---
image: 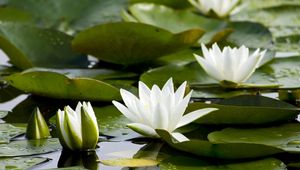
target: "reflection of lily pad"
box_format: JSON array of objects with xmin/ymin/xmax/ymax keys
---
[
  {"xmin": 0, "ymin": 123, "xmax": 26, "ymax": 144},
  {"xmin": 208, "ymin": 123, "xmax": 300, "ymax": 153},
  {"xmin": 5, "ymin": 70, "xmax": 121, "ymax": 101},
  {"xmin": 72, "ymin": 22, "xmax": 204, "ymax": 65},
  {"xmin": 0, "ymin": 157, "xmax": 49, "ymax": 170},
  {"xmin": 186, "ymin": 95, "xmax": 300, "ymax": 125},
  {"xmin": 156, "ymin": 129, "xmax": 284, "ymax": 159},
  {"xmin": 160, "ymin": 156, "xmax": 286, "ymax": 170},
  {"xmin": 0, "ymin": 138, "xmax": 61, "ymax": 157}
]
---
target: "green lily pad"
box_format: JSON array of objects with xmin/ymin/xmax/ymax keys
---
[
  {"xmin": 186, "ymin": 95, "xmax": 300, "ymax": 125},
  {"xmin": 232, "ymin": 6, "xmax": 300, "ymax": 28},
  {"xmin": 0, "ymin": 123, "xmax": 26, "ymax": 144},
  {"xmin": 25, "ymin": 67, "xmax": 137, "ymax": 81},
  {"xmin": 0, "ymin": 157, "xmax": 49, "ymax": 170},
  {"xmin": 208, "ymin": 123, "xmax": 300, "ymax": 153},
  {"xmin": 250, "ymin": 56, "xmax": 300, "ymax": 89},
  {"xmin": 0, "ymin": 138, "xmax": 61, "ymax": 157},
  {"xmin": 0, "ymin": 85, "xmax": 23, "ymax": 103},
  {"xmin": 72, "ymin": 22, "xmax": 204, "ymax": 65},
  {"xmin": 240, "ymin": 0, "xmax": 300, "ymax": 10},
  {"xmin": 6, "ymin": 0, "xmax": 128, "ymax": 31},
  {"xmin": 94, "ymin": 105, "xmax": 132, "ymax": 138},
  {"xmin": 5, "ymin": 70, "xmax": 121, "ymax": 101},
  {"xmin": 160, "ymin": 156, "xmax": 286, "ymax": 170},
  {"xmin": 129, "ymin": 0, "xmax": 191, "ymax": 9},
  {"xmin": 0, "ymin": 22, "xmax": 88, "ymax": 70},
  {"xmin": 156, "ymin": 129, "xmax": 284, "ymax": 159},
  {"xmin": 0, "ymin": 7, "xmax": 33, "ymax": 23},
  {"xmin": 100, "ymin": 158, "xmax": 158, "ymax": 167},
  {"xmin": 123, "ymin": 3, "xmax": 228, "ymax": 43},
  {"xmin": 0, "ymin": 111, "xmax": 8, "ymax": 119}
]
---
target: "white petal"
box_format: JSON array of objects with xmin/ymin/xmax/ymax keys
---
[
  {"xmin": 127, "ymin": 123, "xmax": 158, "ymax": 137},
  {"xmin": 120, "ymin": 89, "xmax": 140, "ymax": 114},
  {"xmin": 138, "ymin": 81, "xmax": 151, "ymax": 103},
  {"xmin": 112, "ymin": 101, "xmax": 139, "ymax": 122},
  {"xmin": 169, "ymin": 91, "xmax": 192, "ymax": 131},
  {"xmin": 175, "ymin": 108, "xmax": 218, "ymax": 129},
  {"xmin": 171, "ymin": 132, "xmax": 190, "ymax": 142},
  {"xmin": 175, "ymin": 81, "xmax": 187, "ymax": 102},
  {"xmin": 236, "ymin": 52, "xmax": 262, "ymax": 82},
  {"xmin": 162, "ymin": 78, "xmax": 174, "ymax": 94},
  {"xmin": 223, "ymin": 47, "xmax": 235, "ymax": 81},
  {"xmin": 153, "ymin": 103, "xmax": 169, "ymax": 129},
  {"xmin": 195, "ymin": 54, "xmax": 223, "ymax": 81}
]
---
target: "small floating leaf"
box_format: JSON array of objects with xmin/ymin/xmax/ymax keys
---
[
  {"xmin": 101, "ymin": 158, "xmax": 158, "ymax": 167},
  {"xmin": 0, "ymin": 157, "xmax": 49, "ymax": 170},
  {"xmin": 0, "ymin": 123, "xmax": 25, "ymax": 144},
  {"xmin": 0, "ymin": 138, "xmax": 61, "ymax": 157}
]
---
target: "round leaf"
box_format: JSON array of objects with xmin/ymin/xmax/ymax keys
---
[{"xmin": 72, "ymin": 22, "xmax": 204, "ymax": 65}]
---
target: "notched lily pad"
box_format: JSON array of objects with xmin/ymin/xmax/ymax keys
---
[
  {"xmin": 5, "ymin": 70, "xmax": 121, "ymax": 101},
  {"xmin": 156, "ymin": 129, "xmax": 284, "ymax": 159},
  {"xmin": 72, "ymin": 22, "xmax": 204, "ymax": 65},
  {"xmin": 186, "ymin": 95, "xmax": 300, "ymax": 125},
  {"xmin": 0, "ymin": 138, "xmax": 61, "ymax": 157}
]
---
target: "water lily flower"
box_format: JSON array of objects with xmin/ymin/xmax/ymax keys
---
[
  {"xmin": 188, "ymin": 0, "xmax": 240, "ymax": 18},
  {"xmin": 26, "ymin": 107, "xmax": 51, "ymax": 139},
  {"xmin": 194, "ymin": 43, "xmax": 266, "ymax": 86},
  {"xmin": 56, "ymin": 102, "xmax": 99, "ymax": 151},
  {"xmin": 112, "ymin": 78, "xmax": 217, "ymax": 142}
]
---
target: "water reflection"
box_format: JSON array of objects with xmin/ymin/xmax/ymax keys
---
[{"xmin": 58, "ymin": 150, "xmax": 99, "ymax": 170}]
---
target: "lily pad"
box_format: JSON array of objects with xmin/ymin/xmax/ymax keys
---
[
  {"xmin": 94, "ymin": 105, "xmax": 133, "ymax": 138},
  {"xmin": 129, "ymin": 0, "xmax": 191, "ymax": 9},
  {"xmin": 100, "ymin": 158, "xmax": 158, "ymax": 167},
  {"xmin": 123, "ymin": 3, "xmax": 228, "ymax": 43},
  {"xmin": 186, "ymin": 95, "xmax": 300, "ymax": 125},
  {"xmin": 208, "ymin": 123, "xmax": 300, "ymax": 153},
  {"xmin": 0, "ymin": 22, "xmax": 88, "ymax": 69},
  {"xmin": 0, "ymin": 157, "xmax": 49, "ymax": 170},
  {"xmin": 5, "ymin": 70, "xmax": 121, "ymax": 101},
  {"xmin": 0, "ymin": 7, "xmax": 33, "ymax": 23},
  {"xmin": 44, "ymin": 167, "xmax": 88, "ymax": 170},
  {"xmin": 72, "ymin": 22, "xmax": 204, "ymax": 65},
  {"xmin": 0, "ymin": 138, "xmax": 61, "ymax": 157},
  {"xmin": 6, "ymin": 0, "xmax": 128, "ymax": 31},
  {"xmin": 0, "ymin": 111, "xmax": 7, "ymax": 119},
  {"xmin": 0, "ymin": 123, "xmax": 26, "ymax": 144},
  {"xmin": 156, "ymin": 129, "xmax": 284, "ymax": 159},
  {"xmin": 160, "ymin": 156, "xmax": 286, "ymax": 170}
]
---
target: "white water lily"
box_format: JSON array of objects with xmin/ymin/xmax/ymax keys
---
[
  {"xmin": 56, "ymin": 102, "xmax": 99, "ymax": 151},
  {"xmin": 112, "ymin": 78, "xmax": 217, "ymax": 142},
  {"xmin": 188, "ymin": 0, "xmax": 239, "ymax": 18},
  {"xmin": 194, "ymin": 43, "xmax": 266, "ymax": 85}
]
